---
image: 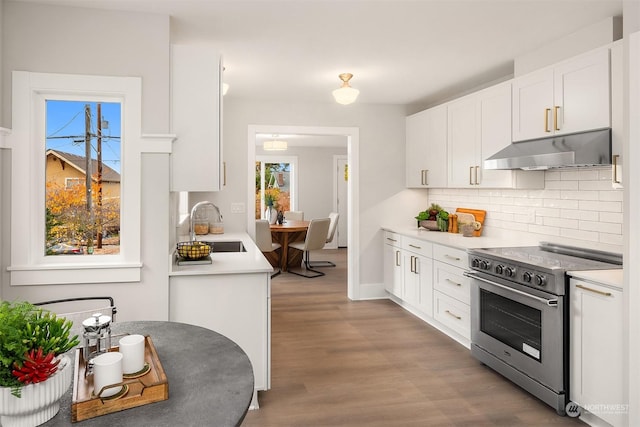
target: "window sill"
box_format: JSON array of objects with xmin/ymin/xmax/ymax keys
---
[{"xmin": 7, "ymin": 262, "xmax": 142, "ymax": 286}]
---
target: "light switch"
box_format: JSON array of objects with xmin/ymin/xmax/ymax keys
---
[{"xmin": 231, "ymin": 203, "xmax": 245, "ymax": 214}]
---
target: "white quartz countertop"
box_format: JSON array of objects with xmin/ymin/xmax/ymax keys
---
[
  {"xmin": 169, "ymin": 232, "xmax": 273, "ymax": 276},
  {"xmin": 568, "ymin": 269, "xmax": 624, "ymax": 290}
]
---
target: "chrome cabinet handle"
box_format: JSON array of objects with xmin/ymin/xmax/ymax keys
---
[
  {"xmin": 424, "ymin": 169, "xmax": 429, "ymax": 186},
  {"xmin": 395, "ymin": 250, "xmax": 400, "ymax": 267},
  {"xmin": 444, "ymin": 254, "xmax": 461, "ymax": 261},
  {"xmin": 408, "ymin": 244, "xmax": 421, "ymax": 250},
  {"xmin": 469, "ymin": 166, "xmax": 474, "ymax": 185},
  {"xmin": 576, "ymin": 284, "xmax": 612, "ymax": 297},
  {"xmin": 445, "ymin": 278, "xmax": 462, "ymax": 287},
  {"xmin": 475, "ymin": 166, "xmax": 479, "ymax": 185},
  {"xmin": 445, "ymin": 310, "xmax": 461, "ymax": 320},
  {"xmin": 612, "ymin": 154, "xmax": 621, "ymax": 184},
  {"xmin": 386, "ymin": 237, "xmax": 397, "ymax": 242}
]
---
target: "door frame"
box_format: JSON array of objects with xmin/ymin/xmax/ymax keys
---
[
  {"xmin": 331, "ymin": 154, "xmax": 348, "ymax": 249},
  {"xmin": 247, "ymin": 125, "xmax": 359, "ymax": 300}
]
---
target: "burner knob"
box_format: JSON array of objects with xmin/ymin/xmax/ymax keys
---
[
  {"xmin": 505, "ymin": 267, "xmax": 515, "ymax": 277},
  {"xmin": 495, "ymin": 264, "xmax": 504, "ymax": 274},
  {"xmin": 471, "ymin": 258, "xmax": 480, "ymax": 268},
  {"xmin": 522, "ymin": 272, "xmax": 532, "ymax": 283},
  {"xmin": 480, "ymin": 260, "xmax": 491, "ymax": 270},
  {"xmin": 535, "ymin": 275, "xmax": 546, "ymax": 286}
]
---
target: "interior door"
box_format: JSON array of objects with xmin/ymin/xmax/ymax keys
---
[{"xmin": 336, "ymin": 156, "xmax": 348, "ymax": 248}]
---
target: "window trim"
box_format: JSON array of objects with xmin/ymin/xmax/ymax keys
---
[
  {"xmin": 256, "ymin": 155, "xmax": 298, "ymax": 216},
  {"xmin": 8, "ymin": 71, "xmax": 143, "ymax": 285}
]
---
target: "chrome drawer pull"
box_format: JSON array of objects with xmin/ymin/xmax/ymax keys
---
[
  {"xmin": 386, "ymin": 237, "xmax": 397, "ymax": 242},
  {"xmin": 576, "ymin": 284, "xmax": 612, "ymax": 297},
  {"xmin": 445, "ymin": 254, "xmax": 461, "ymax": 261},
  {"xmin": 408, "ymin": 244, "xmax": 421, "ymax": 249},
  {"xmin": 445, "ymin": 278, "xmax": 462, "ymax": 287},
  {"xmin": 445, "ymin": 310, "xmax": 461, "ymax": 320}
]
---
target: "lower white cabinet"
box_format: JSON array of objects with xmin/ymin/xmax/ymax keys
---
[
  {"xmin": 169, "ymin": 273, "xmax": 271, "ymax": 393},
  {"xmin": 383, "ymin": 232, "xmax": 403, "ymax": 298},
  {"xmin": 402, "ymin": 237, "xmax": 434, "ymax": 317},
  {"xmin": 570, "ymin": 278, "xmax": 625, "ymax": 427},
  {"xmin": 433, "ymin": 290, "xmax": 470, "ymax": 340}
]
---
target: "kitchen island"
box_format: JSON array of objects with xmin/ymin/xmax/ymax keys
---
[{"xmin": 169, "ymin": 232, "xmax": 273, "ymax": 408}]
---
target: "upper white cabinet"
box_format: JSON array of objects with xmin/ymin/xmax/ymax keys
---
[
  {"xmin": 448, "ymin": 81, "xmax": 544, "ymax": 189},
  {"xmin": 512, "ymin": 48, "xmax": 610, "ymax": 142},
  {"xmin": 610, "ymin": 40, "xmax": 623, "ymax": 188},
  {"xmin": 406, "ymin": 105, "xmax": 447, "ymax": 188},
  {"xmin": 171, "ymin": 45, "xmax": 224, "ymax": 191}
]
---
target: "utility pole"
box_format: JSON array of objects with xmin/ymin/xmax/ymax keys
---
[
  {"xmin": 96, "ymin": 103, "xmax": 103, "ymax": 249},
  {"xmin": 84, "ymin": 104, "xmax": 94, "ymax": 253}
]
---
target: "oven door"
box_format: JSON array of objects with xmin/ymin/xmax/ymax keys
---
[{"xmin": 468, "ymin": 271, "xmax": 565, "ymax": 393}]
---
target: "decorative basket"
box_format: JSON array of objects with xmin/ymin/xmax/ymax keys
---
[{"xmin": 176, "ymin": 242, "xmax": 211, "ymax": 260}]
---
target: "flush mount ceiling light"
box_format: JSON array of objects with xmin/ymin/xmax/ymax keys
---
[
  {"xmin": 332, "ymin": 73, "xmax": 360, "ymax": 105},
  {"xmin": 263, "ymin": 139, "xmax": 288, "ymax": 151}
]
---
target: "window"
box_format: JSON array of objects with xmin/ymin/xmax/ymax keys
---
[
  {"xmin": 46, "ymin": 101, "xmax": 122, "ymax": 256},
  {"xmin": 8, "ymin": 71, "xmax": 143, "ymax": 285},
  {"xmin": 255, "ymin": 156, "xmax": 297, "ymax": 219}
]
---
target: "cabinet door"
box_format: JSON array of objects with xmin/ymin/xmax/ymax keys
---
[
  {"xmin": 406, "ymin": 106, "xmax": 447, "ymax": 188},
  {"xmin": 383, "ymin": 243, "xmax": 403, "ymax": 298},
  {"xmin": 415, "ymin": 253, "xmax": 434, "ymax": 317},
  {"xmin": 448, "ymin": 95, "xmax": 479, "ymax": 187},
  {"xmin": 553, "ymin": 48, "xmax": 610, "ymax": 136},
  {"xmin": 610, "ymin": 41, "xmax": 623, "ymax": 188},
  {"xmin": 512, "ymin": 67, "xmax": 554, "ymax": 141},
  {"xmin": 171, "ymin": 45, "xmax": 223, "ymax": 191},
  {"xmin": 570, "ymin": 279, "xmax": 624, "ymax": 427},
  {"xmin": 403, "ymin": 252, "xmax": 420, "ymax": 307},
  {"xmin": 478, "ymin": 82, "xmax": 515, "ymax": 188}
]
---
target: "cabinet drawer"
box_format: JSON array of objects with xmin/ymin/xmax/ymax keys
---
[
  {"xmin": 433, "ymin": 244, "xmax": 468, "ymax": 269},
  {"xmin": 434, "ymin": 291, "xmax": 470, "ymax": 340},
  {"xmin": 402, "ymin": 237, "xmax": 432, "ymax": 258},
  {"xmin": 383, "ymin": 231, "xmax": 402, "ymax": 247},
  {"xmin": 433, "ymin": 261, "xmax": 470, "ymax": 305}
]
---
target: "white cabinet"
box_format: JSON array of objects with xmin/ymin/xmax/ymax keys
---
[
  {"xmin": 402, "ymin": 237, "xmax": 434, "ymax": 316},
  {"xmin": 610, "ymin": 40, "xmax": 623, "ymax": 188},
  {"xmin": 406, "ymin": 105, "xmax": 447, "ymax": 188},
  {"xmin": 512, "ymin": 48, "xmax": 610, "ymax": 142},
  {"xmin": 432, "ymin": 245, "xmax": 471, "ymax": 341},
  {"xmin": 169, "ymin": 272, "xmax": 271, "ymax": 393},
  {"xmin": 383, "ymin": 231, "xmax": 403, "ymax": 298},
  {"xmin": 570, "ymin": 278, "xmax": 625, "ymax": 427},
  {"xmin": 171, "ymin": 45, "xmax": 224, "ymax": 191},
  {"xmin": 448, "ymin": 82, "xmax": 543, "ymax": 189}
]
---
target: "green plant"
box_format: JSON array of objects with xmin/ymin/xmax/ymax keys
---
[{"xmin": 0, "ymin": 301, "xmax": 79, "ymax": 397}]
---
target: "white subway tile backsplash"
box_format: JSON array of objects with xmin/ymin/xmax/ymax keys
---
[{"xmin": 427, "ymin": 167, "xmax": 623, "ymax": 247}]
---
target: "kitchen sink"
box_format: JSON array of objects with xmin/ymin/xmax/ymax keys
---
[{"xmin": 200, "ymin": 240, "xmax": 246, "ymax": 253}]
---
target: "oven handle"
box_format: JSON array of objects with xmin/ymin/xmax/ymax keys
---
[{"xmin": 464, "ymin": 272, "xmax": 559, "ymax": 307}]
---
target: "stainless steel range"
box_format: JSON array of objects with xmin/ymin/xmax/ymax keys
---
[{"xmin": 466, "ymin": 242, "xmax": 622, "ymax": 415}]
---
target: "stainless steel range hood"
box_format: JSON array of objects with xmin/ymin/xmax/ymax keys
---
[{"xmin": 484, "ymin": 128, "xmax": 612, "ymax": 170}]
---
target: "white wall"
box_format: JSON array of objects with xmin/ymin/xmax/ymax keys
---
[
  {"xmin": 0, "ymin": 2, "xmax": 172, "ymax": 321},
  {"xmin": 196, "ymin": 99, "xmax": 427, "ymax": 289}
]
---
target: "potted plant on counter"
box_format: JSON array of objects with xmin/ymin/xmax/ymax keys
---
[{"xmin": 0, "ymin": 301, "xmax": 79, "ymax": 426}]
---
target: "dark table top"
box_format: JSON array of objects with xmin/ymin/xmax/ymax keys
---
[{"xmin": 44, "ymin": 321, "xmax": 254, "ymax": 427}]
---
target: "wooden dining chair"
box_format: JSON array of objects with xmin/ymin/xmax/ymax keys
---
[
  {"xmin": 255, "ymin": 219, "xmax": 282, "ymax": 278},
  {"xmin": 284, "ymin": 211, "xmax": 304, "ymax": 221},
  {"xmin": 308, "ymin": 212, "xmax": 339, "ymax": 268},
  {"xmin": 288, "ymin": 218, "xmax": 331, "ymax": 278}
]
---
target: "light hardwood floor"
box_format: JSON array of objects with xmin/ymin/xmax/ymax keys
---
[{"xmin": 242, "ymin": 249, "xmax": 583, "ymax": 426}]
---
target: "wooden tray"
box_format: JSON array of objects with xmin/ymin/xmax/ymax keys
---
[
  {"xmin": 456, "ymin": 208, "xmax": 486, "ymax": 237},
  {"xmin": 71, "ymin": 335, "xmax": 168, "ymax": 422}
]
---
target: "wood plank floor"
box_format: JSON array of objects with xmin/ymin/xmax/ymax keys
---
[{"xmin": 242, "ymin": 249, "xmax": 583, "ymax": 426}]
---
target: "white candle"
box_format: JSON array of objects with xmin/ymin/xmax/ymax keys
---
[
  {"xmin": 119, "ymin": 334, "xmax": 146, "ymax": 374},
  {"xmin": 92, "ymin": 352, "xmax": 123, "ymax": 397}
]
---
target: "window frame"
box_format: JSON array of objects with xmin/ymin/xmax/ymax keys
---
[
  {"xmin": 256, "ymin": 155, "xmax": 298, "ymax": 217},
  {"xmin": 8, "ymin": 71, "xmax": 143, "ymax": 285}
]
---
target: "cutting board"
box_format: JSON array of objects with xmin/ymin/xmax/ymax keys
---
[{"xmin": 456, "ymin": 208, "xmax": 486, "ymax": 237}]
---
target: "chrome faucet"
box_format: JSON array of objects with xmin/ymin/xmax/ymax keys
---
[{"xmin": 189, "ymin": 201, "xmax": 223, "ymax": 241}]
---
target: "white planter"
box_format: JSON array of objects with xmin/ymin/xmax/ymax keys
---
[
  {"xmin": 265, "ymin": 206, "xmax": 277, "ymax": 225},
  {"xmin": 0, "ymin": 355, "xmax": 73, "ymax": 427}
]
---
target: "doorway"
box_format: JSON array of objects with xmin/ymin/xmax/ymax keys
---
[{"xmin": 247, "ymin": 125, "xmax": 360, "ymax": 300}]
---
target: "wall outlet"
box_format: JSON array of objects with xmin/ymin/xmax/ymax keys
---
[{"xmin": 231, "ymin": 203, "xmax": 245, "ymax": 214}]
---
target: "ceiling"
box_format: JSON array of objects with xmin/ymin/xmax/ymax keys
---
[{"xmin": 12, "ymin": 0, "xmax": 622, "ymax": 108}]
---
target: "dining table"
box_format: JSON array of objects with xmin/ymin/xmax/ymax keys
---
[
  {"xmin": 269, "ymin": 220, "xmax": 309, "ymax": 272},
  {"xmin": 43, "ymin": 321, "xmax": 254, "ymax": 427}
]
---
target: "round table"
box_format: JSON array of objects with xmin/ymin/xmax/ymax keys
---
[
  {"xmin": 44, "ymin": 321, "xmax": 254, "ymax": 427},
  {"xmin": 269, "ymin": 220, "xmax": 309, "ymax": 271}
]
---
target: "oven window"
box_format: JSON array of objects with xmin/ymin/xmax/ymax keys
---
[{"xmin": 480, "ymin": 289, "xmax": 542, "ymax": 360}]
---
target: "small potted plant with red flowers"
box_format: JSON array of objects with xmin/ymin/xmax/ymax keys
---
[{"xmin": 0, "ymin": 300, "xmax": 79, "ymax": 426}]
